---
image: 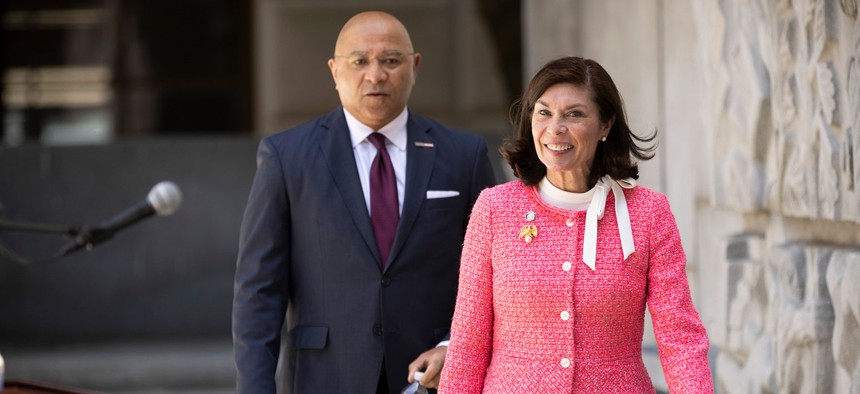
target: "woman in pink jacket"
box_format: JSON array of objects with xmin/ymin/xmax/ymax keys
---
[{"xmin": 437, "ymin": 57, "xmax": 713, "ymax": 393}]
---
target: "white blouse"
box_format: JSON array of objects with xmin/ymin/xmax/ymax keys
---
[{"xmin": 536, "ymin": 176, "xmax": 636, "ymax": 270}]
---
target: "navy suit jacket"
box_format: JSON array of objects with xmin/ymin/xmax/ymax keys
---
[{"xmin": 233, "ymin": 108, "xmax": 496, "ymax": 393}]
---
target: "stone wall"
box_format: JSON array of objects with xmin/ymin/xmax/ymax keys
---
[
  {"xmin": 695, "ymin": 0, "xmax": 860, "ymax": 392},
  {"xmin": 697, "ymin": 0, "xmax": 859, "ymax": 221},
  {"xmin": 713, "ymin": 236, "xmax": 859, "ymax": 392}
]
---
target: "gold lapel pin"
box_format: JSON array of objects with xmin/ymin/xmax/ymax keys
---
[{"xmin": 519, "ymin": 224, "xmax": 538, "ymax": 243}]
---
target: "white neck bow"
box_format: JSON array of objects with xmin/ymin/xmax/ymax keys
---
[{"xmin": 582, "ymin": 175, "xmax": 636, "ymax": 270}]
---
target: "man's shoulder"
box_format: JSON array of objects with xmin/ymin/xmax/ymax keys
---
[{"xmin": 266, "ymin": 108, "xmax": 344, "ymax": 144}]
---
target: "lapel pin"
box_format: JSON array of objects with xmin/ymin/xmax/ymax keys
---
[
  {"xmin": 414, "ymin": 141, "xmax": 434, "ymax": 148},
  {"xmin": 519, "ymin": 224, "xmax": 538, "ymax": 243},
  {"xmin": 525, "ymin": 211, "xmax": 536, "ymax": 221}
]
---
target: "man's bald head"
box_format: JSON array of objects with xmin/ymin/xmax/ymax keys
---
[
  {"xmin": 334, "ymin": 11, "xmax": 414, "ymax": 56},
  {"xmin": 328, "ymin": 11, "xmax": 421, "ymax": 131}
]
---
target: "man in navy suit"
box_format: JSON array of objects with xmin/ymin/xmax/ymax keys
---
[{"xmin": 232, "ymin": 11, "xmax": 496, "ymax": 393}]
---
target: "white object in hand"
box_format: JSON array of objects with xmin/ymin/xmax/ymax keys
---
[
  {"xmin": 400, "ymin": 371, "xmax": 427, "ymax": 394},
  {"xmin": 0, "ymin": 351, "xmax": 5, "ymax": 390}
]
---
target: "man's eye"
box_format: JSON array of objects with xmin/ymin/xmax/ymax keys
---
[
  {"xmin": 381, "ymin": 58, "xmax": 402, "ymax": 65},
  {"xmin": 351, "ymin": 58, "xmax": 368, "ymax": 66}
]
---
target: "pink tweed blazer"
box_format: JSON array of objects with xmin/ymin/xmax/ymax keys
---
[{"xmin": 438, "ymin": 180, "xmax": 712, "ymax": 393}]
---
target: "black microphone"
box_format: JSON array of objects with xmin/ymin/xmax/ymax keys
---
[{"xmin": 69, "ymin": 181, "xmax": 183, "ymax": 253}]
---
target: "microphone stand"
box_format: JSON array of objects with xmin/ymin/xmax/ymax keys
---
[{"xmin": 0, "ymin": 213, "xmax": 96, "ymax": 266}]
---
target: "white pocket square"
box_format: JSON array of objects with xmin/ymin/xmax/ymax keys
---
[{"xmin": 426, "ymin": 190, "xmax": 460, "ymax": 199}]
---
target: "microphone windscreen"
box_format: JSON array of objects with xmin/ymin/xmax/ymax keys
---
[{"xmin": 148, "ymin": 181, "xmax": 182, "ymax": 216}]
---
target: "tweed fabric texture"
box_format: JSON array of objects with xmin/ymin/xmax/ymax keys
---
[{"xmin": 438, "ymin": 180, "xmax": 712, "ymax": 393}]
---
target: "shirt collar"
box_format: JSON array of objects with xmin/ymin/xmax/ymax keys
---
[
  {"xmin": 538, "ymin": 177, "xmax": 597, "ymax": 207},
  {"xmin": 344, "ymin": 107, "xmax": 408, "ymax": 151}
]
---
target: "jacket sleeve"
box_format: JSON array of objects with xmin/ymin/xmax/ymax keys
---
[
  {"xmin": 232, "ymin": 138, "xmax": 291, "ymax": 394},
  {"xmin": 438, "ymin": 188, "xmax": 495, "ymax": 394},
  {"xmin": 646, "ymin": 194, "xmax": 713, "ymax": 393}
]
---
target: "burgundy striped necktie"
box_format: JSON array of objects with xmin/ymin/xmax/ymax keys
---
[{"xmin": 367, "ymin": 132, "xmax": 399, "ymax": 267}]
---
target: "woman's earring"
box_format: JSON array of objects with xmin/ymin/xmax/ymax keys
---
[{"xmin": 600, "ymin": 136, "xmax": 607, "ymax": 142}]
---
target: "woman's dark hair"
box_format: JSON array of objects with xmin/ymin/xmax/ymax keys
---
[{"xmin": 501, "ymin": 56, "xmax": 656, "ymax": 187}]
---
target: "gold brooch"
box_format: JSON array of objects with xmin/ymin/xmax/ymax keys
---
[{"xmin": 519, "ymin": 224, "xmax": 538, "ymax": 243}]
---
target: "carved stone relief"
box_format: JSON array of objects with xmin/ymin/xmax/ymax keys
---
[
  {"xmin": 769, "ymin": 245, "xmax": 834, "ymax": 393},
  {"xmin": 715, "ymin": 234, "xmax": 777, "ymax": 393},
  {"xmin": 716, "ymin": 241, "xmax": 858, "ymax": 392},
  {"xmin": 826, "ymin": 251, "xmax": 860, "ymax": 393},
  {"xmin": 698, "ymin": 0, "xmax": 860, "ymax": 223},
  {"xmin": 697, "ymin": 1, "xmax": 860, "ymax": 392}
]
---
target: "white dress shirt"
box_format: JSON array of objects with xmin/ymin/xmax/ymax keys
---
[{"xmin": 344, "ymin": 107, "xmax": 408, "ymax": 215}]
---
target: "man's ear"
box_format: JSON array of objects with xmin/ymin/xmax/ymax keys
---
[
  {"xmin": 412, "ymin": 52, "xmax": 421, "ymax": 83},
  {"xmin": 328, "ymin": 58, "xmax": 339, "ymax": 88}
]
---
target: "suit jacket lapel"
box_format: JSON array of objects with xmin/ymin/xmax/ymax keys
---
[
  {"xmin": 317, "ymin": 108, "xmax": 382, "ymax": 264},
  {"xmin": 386, "ymin": 113, "xmax": 435, "ymax": 271}
]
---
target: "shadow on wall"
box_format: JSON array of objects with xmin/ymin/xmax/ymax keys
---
[{"xmin": 0, "ymin": 138, "xmax": 258, "ymax": 343}]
